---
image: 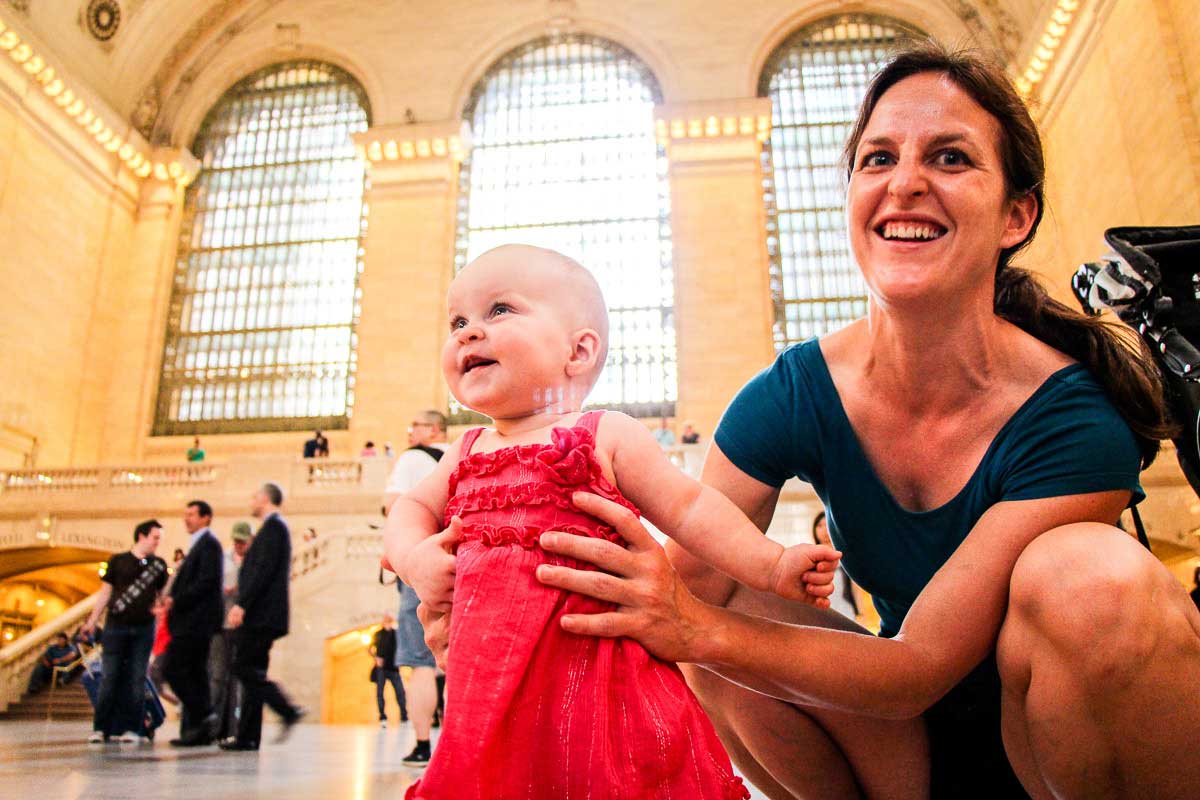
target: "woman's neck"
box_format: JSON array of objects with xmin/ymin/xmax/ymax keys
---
[{"xmin": 859, "ymin": 293, "xmax": 1014, "ymax": 413}]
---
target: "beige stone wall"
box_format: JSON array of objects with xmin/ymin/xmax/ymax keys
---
[
  {"xmin": 0, "ymin": 98, "xmax": 138, "ymax": 468},
  {"xmin": 1024, "ymin": 0, "xmax": 1200, "ymax": 297}
]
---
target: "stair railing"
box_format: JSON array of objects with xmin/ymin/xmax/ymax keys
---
[{"xmin": 0, "ymin": 593, "xmax": 98, "ymax": 713}]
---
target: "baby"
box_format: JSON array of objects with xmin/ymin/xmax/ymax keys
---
[{"xmin": 384, "ymin": 244, "xmax": 839, "ymax": 799}]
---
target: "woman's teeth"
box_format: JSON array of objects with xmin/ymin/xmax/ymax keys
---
[{"xmin": 880, "ymin": 222, "xmax": 946, "ymax": 240}]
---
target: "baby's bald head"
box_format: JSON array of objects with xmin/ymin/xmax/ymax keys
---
[{"xmin": 455, "ymin": 244, "xmax": 609, "ymax": 386}]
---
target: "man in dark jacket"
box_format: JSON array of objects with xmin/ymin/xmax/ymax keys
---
[
  {"xmin": 165, "ymin": 499, "xmax": 225, "ymax": 747},
  {"xmin": 220, "ymin": 482, "xmax": 303, "ymax": 750}
]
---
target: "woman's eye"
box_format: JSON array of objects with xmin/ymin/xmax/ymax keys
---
[
  {"xmin": 934, "ymin": 149, "xmax": 971, "ymax": 167},
  {"xmin": 859, "ymin": 151, "xmax": 894, "ymax": 169}
]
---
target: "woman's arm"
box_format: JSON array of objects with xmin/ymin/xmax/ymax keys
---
[
  {"xmin": 538, "ymin": 487, "xmax": 1130, "ymax": 719},
  {"xmin": 605, "ymin": 413, "xmax": 836, "ymax": 603}
]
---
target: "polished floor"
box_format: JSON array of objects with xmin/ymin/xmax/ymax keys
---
[{"xmin": 0, "ymin": 720, "xmax": 768, "ymax": 799}]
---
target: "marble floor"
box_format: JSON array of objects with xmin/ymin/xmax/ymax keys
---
[{"xmin": 0, "ymin": 720, "xmax": 768, "ymax": 799}]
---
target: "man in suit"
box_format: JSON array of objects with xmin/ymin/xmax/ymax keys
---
[
  {"xmin": 220, "ymin": 482, "xmax": 304, "ymax": 751},
  {"xmin": 164, "ymin": 500, "xmax": 225, "ymax": 747}
]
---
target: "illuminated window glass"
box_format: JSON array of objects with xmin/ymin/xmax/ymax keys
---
[
  {"xmin": 761, "ymin": 15, "xmax": 923, "ymax": 348},
  {"xmin": 154, "ymin": 61, "xmax": 369, "ymax": 435},
  {"xmin": 456, "ymin": 35, "xmax": 674, "ymax": 418}
]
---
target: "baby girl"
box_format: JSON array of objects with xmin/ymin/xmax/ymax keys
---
[{"xmin": 384, "ymin": 244, "xmax": 840, "ymax": 799}]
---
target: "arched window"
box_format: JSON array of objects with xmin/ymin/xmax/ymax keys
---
[
  {"xmin": 154, "ymin": 61, "xmax": 370, "ymax": 435},
  {"xmin": 456, "ymin": 35, "xmax": 674, "ymax": 417},
  {"xmin": 760, "ymin": 15, "xmax": 923, "ymax": 348}
]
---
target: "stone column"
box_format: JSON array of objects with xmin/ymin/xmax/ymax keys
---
[
  {"xmin": 656, "ymin": 98, "xmax": 776, "ymax": 438},
  {"xmin": 350, "ymin": 122, "xmax": 469, "ymax": 450},
  {"xmin": 89, "ymin": 147, "xmax": 199, "ymax": 463}
]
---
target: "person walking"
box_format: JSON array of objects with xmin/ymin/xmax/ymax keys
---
[
  {"xmin": 220, "ymin": 483, "xmax": 304, "ymax": 751},
  {"xmin": 164, "ymin": 500, "xmax": 224, "ymax": 747},
  {"xmin": 211, "ymin": 521, "xmax": 252, "ymax": 741},
  {"xmin": 81, "ymin": 520, "xmax": 168, "ymax": 744},
  {"xmin": 370, "ymin": 613, "xmax": 406, "ymax": 728}
]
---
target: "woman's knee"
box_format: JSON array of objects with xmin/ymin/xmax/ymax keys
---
[{"xmin": 1002, "ymin": 523, "xmax": 1167, "ymax": 682}]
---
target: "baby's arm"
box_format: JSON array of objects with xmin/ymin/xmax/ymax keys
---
[
  {"xmin": 382, "ymin": 438, "xmax": 463, "ymax": 608},
  {"xmin": 604, "ymin": 414, "xmax": 840, "ymax": 605}
]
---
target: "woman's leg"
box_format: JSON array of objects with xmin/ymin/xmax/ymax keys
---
[
  {"xmin": 683, "ymin": 581, "xmax": 930, "ymax": 800},
  {"xmin": 998, "ymin": 523, "xmax": 1200, "ymax": 799}
]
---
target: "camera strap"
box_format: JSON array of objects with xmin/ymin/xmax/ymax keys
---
[{"xmin": 1129, "ymin": 504, "xmax": 1151, "ymax": 551}]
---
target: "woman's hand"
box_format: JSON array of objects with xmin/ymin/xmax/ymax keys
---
[
  {"xmin": 404, "ymin": 516, "xmax": 463, "ymax": 612},
  {"xmin": 535, "ymin": 492, "xmax": 716, "ymax": 665}
]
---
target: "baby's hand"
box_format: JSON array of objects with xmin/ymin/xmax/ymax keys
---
[
  {"xmin": 404, "ymin": 516, "xmax": 465, "ymax": 612},
  {"xmin": 769, "ymin": 544, "xmax": 842, "ymax": 607}
]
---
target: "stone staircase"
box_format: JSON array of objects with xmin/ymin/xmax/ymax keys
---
[{"xmin": 0, "ymin": 679, "xmax": 92, "ymax": 720}]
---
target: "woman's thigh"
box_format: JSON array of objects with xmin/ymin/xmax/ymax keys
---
[
  {"xmin": 685, "ymin": 584, "xmax": 929, "ymax": 800},
  {"xmin": 997, "ymin": 523, "xmax": 1200, "ymax": 800}
]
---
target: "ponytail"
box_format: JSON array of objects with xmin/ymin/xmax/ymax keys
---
[{"xmin": 994, "ymin": 267, "xmax": 1175, "ymax": 468}]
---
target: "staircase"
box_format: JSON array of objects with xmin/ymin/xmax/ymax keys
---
[{"xmin": 0, "ymin": 679, "xmax": 92, "ymax": 720}]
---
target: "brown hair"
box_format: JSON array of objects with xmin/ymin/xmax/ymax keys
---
[{"xmin": 843, "ymin": 43, "xmax": 1174, "ymax": 467}]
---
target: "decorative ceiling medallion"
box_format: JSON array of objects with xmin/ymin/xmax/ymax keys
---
[{"xmin": 86, "ymin": 0, "xmax": 120, "ymax": 41}]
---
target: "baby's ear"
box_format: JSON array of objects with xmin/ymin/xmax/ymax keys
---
[{"xmin": 565, "ymin": 328, "xmax": 602, "ymax": 378}]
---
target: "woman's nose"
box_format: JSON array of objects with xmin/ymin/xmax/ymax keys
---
[{"xmin": 887, "ymin": 157, "xmax": 928, "ymax": 199}]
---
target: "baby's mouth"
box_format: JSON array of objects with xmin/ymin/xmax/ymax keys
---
[
  {"xmin": 463, "ymin": 357, "xmax": 498, "ymax": 374},
  {"xmin": 876, "ymin": 221, "xmax": 948, "ymax": 241}
]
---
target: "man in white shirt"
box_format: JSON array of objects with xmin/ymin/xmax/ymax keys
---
[{"xmin": 383, "ymin": 410, "xmax": 447, "ymax": 767}]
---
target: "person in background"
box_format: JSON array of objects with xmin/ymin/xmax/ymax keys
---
[
  {"xmin": 681, "ymin": 422, "xmax": 701, "ymax": 445},
  {"xmin": 186, "ymin": 438, "xmax": 205, "ymax": 462},
  {"xmin": 653, "ymin": 416, "xmax": 676, "ymax": 446},
  {"xmin": 362, "ymin": 441, "xmax": 378, "ymax": 457},
  {"xmin": 382, "ymin": 409, "xmax": 449, "ymax": 767},
  {"xmin": 25, "ymin": 632, "xmax": 79, "ymax": 695},
  {"xmin": 81, "ymin": 520, "xmax": 168, "ymax": 744},
  {"xmin": 164, "ymin": 500, "xmax": 224, "ymax": 747},
  {"xmin": 221, "ymin": 482, "xmax": 304, "ymax": 751},
  {"xmin": 316, "ymin": 432, "xmax": 330, "ymax": 458},
  {"xmin": 211, "ymin": 521, "xmax": 253, "ymax": 742},
  {"xmin": 384, "ymin": 442, "xmax": 395, "ymax": 458},
  {"xmin": 813, "ymin": 511, "xmax": 859, "ymax": 620},
  {"xmin": 370, "ymin": 613, "xmax": 407, "ymax": 728},
  {"xmin": 303, "ymin": 431, "xmax": 323, "ymax": 459}
]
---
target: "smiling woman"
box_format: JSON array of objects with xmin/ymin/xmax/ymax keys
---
[{"xmin": 530, "ymin": 43, "xmax": 1200, "ymax": 800}]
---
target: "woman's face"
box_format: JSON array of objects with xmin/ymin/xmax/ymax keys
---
[
  {"xmin": 814, "ymin": 516, "xmax": 829, "ymax": 545},
  {"xmin": 847, "ymin": 72, "xmax": 1036, "ymax": 310}
]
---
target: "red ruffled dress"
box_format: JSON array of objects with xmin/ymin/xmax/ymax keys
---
[{"xmin": 406, "ymin": 410, "xmax": 748, "ymax": 800}]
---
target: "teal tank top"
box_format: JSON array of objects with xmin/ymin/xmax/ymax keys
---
[{"xmin": 714, "ymin": 339, "xmax": 1143, "ymax": 637}]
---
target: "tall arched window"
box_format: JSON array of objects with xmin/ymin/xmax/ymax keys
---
[
  {"xmin": 154, "ymin": 61, "xmax": 370, "ymax": 435},
  {"xmin": 457, "ymin": 35, "xmax": 674, "ymax": 417},
  {"xmin": 761, "ymin": 15, "xmax": 922, "ymax": 348}
]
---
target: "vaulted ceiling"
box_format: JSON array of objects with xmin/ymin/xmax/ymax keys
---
[{"xmin": 5, "ymin": 0, "xmax": 1050, "ymax": 147}]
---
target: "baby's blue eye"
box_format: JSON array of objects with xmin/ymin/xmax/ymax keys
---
[{"xmin": 491, "ymin": 304, "xmax": 510, "ymax": 316}]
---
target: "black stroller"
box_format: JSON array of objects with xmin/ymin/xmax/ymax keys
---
[{"xmin": 1071, "ymin": 225, "xmax": 1200, "ymax": 543}]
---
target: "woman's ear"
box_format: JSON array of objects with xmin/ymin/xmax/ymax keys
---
[
  {"xmin": 1000, "ymin": 192, "xmax": 1039, "ymax": 250},
  {"xmin": 565, "ymin": 328, "xmax": 602, "ymax": 378}
]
